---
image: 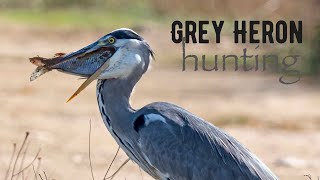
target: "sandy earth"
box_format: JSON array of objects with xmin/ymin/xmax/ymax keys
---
[{"xmin": 0, "ymin": 22, "xmax": 319, "ymax": 180}]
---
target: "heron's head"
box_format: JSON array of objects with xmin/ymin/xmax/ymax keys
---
[{"xmin": 31, "ymin": 28, "xmax": 154, "ymax": 102}]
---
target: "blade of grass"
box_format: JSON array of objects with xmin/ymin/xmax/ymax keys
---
[
  {"xmin": 13, "ymin": 149, "xmax": 41, "ymax": 177},
  {"xmin": 4, "ymin": 143, "xmax": 16, "ymax": 180},
  {"xmin": 103, "ymin": 146, "xmax": 120, "ymax": 180},
  {"xmin": 18, "ymin": 140, "xmax": 31, "ymax": 180},
  {"xmin": 89, "ymin": 119, "xmax": 95, "ymax": 180},
  {"xmin": 105, "ymin": 158, "xmax": 130, "ymax": 180},
  {"xmin": 11, "ymin": 132, "xmax": 29, "ymax": 180}
]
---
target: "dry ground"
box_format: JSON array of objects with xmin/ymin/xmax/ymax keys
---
[{"xmin": 0, "ymin": 22, "xmax": 319, "ymax": 180}]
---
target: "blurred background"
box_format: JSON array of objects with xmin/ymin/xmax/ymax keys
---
[{"xmin": 0, "ymin": 0, "xmax": 319, "ymax": 179}]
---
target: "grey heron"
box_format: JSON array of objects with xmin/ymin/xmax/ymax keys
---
[{"xmin": 30, "ymin": 28, "xmax": 279, "ymax": 180}]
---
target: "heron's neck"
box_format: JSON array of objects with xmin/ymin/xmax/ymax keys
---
[{"xmin": 96, "ymin": 77, "xmax": 138, "ymax": 131}]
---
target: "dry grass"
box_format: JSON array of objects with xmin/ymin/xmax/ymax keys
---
[
  {"xmin": 3, "ymin": 128, "xmax": 130, "ymax": 180},
  {"xmin": 3, "ymin": 132, "xmax": 42, "ymax": 180}
]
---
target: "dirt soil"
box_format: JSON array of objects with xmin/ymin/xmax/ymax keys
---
[{"xmin": 0, "ymin": 22, "xmax": 319, "ymax": 180}]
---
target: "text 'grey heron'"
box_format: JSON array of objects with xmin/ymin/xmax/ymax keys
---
[{"xmin": 30, "ymin": 28, "xmax": 278, "ymax": 180}]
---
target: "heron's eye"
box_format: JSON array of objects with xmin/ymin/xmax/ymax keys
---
[{"xmin": 108, "ymin": 37, "xmax": 116, "ymax": 44}]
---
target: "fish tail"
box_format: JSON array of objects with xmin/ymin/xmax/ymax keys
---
[{"xmin": 30, "ymin": 66, "xmax": 51, "ymax": 81}]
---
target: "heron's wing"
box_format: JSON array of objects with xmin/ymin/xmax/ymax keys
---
[{"xmin": 133, "ymin": 102, "xmax": 278, "ymax": 180}]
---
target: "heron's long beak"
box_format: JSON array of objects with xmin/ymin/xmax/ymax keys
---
[
  {"xmin": 30, "ymin": 40, "xmax": 116, "ymax": 102},
  {"xmin": 75, "ymin": 41, "xmax": 106, "ymax": 58},
  {"xmin": 66, "ymin": 59, "xmax": 110, "ymax": 102},
  {"xmin": 66, "ymin": 41, "xmax": 116, "ymax": 102}
]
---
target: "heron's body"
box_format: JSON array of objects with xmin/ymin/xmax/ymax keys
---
[
  {"xmin": 30, "ymin": 28, "xmax": 278, "ymax": 180},
  {"xmin": 96, "ymin": 73, "xmax": 278, "ymax": 180}
]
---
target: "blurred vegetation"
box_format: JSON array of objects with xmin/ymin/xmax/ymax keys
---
[
  {"xmin": 0, "ymin": 0, "xmax": 148, "ymax": 10},
  {"xmin": 0, "ymin": 9, "xmax": 159, "ymax": 29},
  {"xmin": 0, "ymin": 0, "xmax": 318, "ymax": 30},
  {"xmin": 305, "ymin": 26, "xmax": 320, "ymax": 76},
  {"xmin": 0, "ymin": 0, "xmax": 161, "ymax": 29},
  {"xmin": 1, "ymin": 0, "xmax": 318, "ymax": 18}
]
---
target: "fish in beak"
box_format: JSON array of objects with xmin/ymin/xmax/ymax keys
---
[{"xmin": 29, "ymin": 41, "xmax": 117, "ymax": 102}]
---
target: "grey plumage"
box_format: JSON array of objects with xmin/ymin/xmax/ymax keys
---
[
  {"xmin": 96, "ymin": 69, "xmax": 278, "ymax": 180},
  {"xmin": 134, "ymin": 102, "xmax": 277, "ymax": 180},
  {"xmin": 31, "ymin": 28, "xmax": 279, "ymax": 180},
  {"xmin": 94, "ymin": 34, "xmax": 278, "ymax": 179}
]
